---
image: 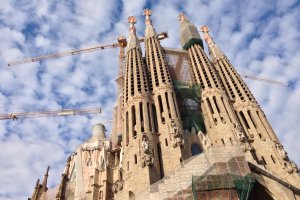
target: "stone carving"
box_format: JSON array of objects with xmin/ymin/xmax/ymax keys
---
[
  {"xmin": 141, "ymin": 134, "xmax": 154, "ymax": 167},
  {"xmin": 242, "ymin": 143, "xmax": 252, "ymax": 152},
  {"xmin": 200, "ymin": 25, "xmax": 213, "ymax": 45},
  {"xmin": 112, "ymin": 179, "xmax": 124, "ymax": 193},
  {"xmin": 291, "ymin": 161, "xmax": 299, "ymax": 173},
  {"xmin": 234, "ymin": 123, "xmax": 245, "ymax": 141},
  {"xmin": 275, "ymin": 143, "xmax": 287, "ymax": 160},
  {"xmin": 285, "ymin": 162, "xmax": 294, "ymax": 173},
  {"xmin": 170, "ymin": 120, "xmax": 184, "ymax": 148}
]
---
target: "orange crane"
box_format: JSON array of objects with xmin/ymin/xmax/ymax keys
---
[
  {"xmin": 7, "ymin": 31, "xmax": 287, "ymax": 87},
  {"xmin": 0, "ymin": 107, "xmax": 101, "ymax": 121}
]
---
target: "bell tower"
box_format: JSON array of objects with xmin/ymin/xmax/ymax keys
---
[
  {"xmin": 143, "ymin": 9, "xmax": 186, "ymax": 177},
  {"xmin": 119, "ymin": 15, "xmax": 161, "ymax": 198},
  {"xmin": 178, "ymin": 13, "xmax": 246, "ymax": 148},
  {"xmin": 200, "ymin": 25, "xmax": 300, "ymax": 187}
]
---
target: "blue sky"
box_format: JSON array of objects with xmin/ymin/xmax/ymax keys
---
[{"xmin": 0, "ymin": 0, "xmax": 300, "ymax": 199}]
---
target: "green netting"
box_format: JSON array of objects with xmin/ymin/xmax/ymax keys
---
[
  {"xmin": 173, "ymin": 81, "xmax": 206, "ymax": 133},
  {"xmin": 192, "ymin": 173, "xmax": 255, "ymax": 200},
  {"xmin": 233, "ymin": 174, "xmax": 255, "ymax": 200},
  {"xmin": 182, "ymin": 38, "xmax": 204, "ymax": 50}
]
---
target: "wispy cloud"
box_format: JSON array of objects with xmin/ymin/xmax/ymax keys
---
[{"xmin": 0, "ymin": 0, "xmax": 299, "ymax": 199}]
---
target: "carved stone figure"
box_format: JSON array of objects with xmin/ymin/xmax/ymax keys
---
[
  {"xmin": 242, "ymin": 143, "xmax": 252, "ymax": 152},
  {"xmin": 112, "ymin": 179, "xmax": 124, "ymax": 193},
  {"xmin": 291, "ymin": 161, "xmax": 299, "ymax": 173},
  {"xmin": 170, "ymin": 120, "xmax": 184, "ymax": 148},
  {"xmin": 275, "ymin": 143, "xmax": 287, "ymax": 160},
  {"xmin": 286, "ymin": 162, "xmax": 293, "ymax": 173},
  {"xmin": 141, "ymin": 135, "xmax": 154, "ymax": 167},
  {"xmin": 141, "ymin": 136, "xmax": 150, "ymax": 154},
  {"xmin": 234, "ymin": 123, "xmax": 245, "ymax": 141}
]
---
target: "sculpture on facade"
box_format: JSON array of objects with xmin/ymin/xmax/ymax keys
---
[
  {"xmin": 141, "ymin": 134, "xmax": 154, "ymax": 167},
  {"xmin": 234, "ymin": 123, "xmax": 245, "ymax": 142},
  {"xmin": 170, "ymin": 120, "xmax": 184, "ymax": 148},
  {"xmin": 275, "ymin": 143, "xmax": 287, "ymax": 160}
]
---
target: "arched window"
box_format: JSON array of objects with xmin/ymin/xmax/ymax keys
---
[
  {"xmin": 129, "ymin": 191, "xmax": 135, "ymax": 200},
  {"xmin": 191, "ymin": 144, "xmax": 202, "ymax": 156}
]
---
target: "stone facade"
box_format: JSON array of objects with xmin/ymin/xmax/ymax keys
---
[{"xmin": 29, "ymin": 10, "xmax": 300, "ymax": 200}]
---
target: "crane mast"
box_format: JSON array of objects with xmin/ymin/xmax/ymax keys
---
[{"xmin": 0, "ymin": 108, "xmax": 101, "ymax": 121}]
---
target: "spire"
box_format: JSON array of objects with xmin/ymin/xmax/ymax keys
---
[
  {"xmin": 143, "ymin": 9, "xmax": 156, "ymax": 38},
  {"xmin": 177, "ymin": 13, "xmax": 203, "ymax": 50},
  {"xmin": 127, "ymin": 16, "xmax": 140, "ymax": 50},
  {"xmin": 30, "ymin": 179, "xmax": 40, "ymax": 200},
  {"xmin": 177, "ymin": 13, "xmax": 188, "ymax": 22},
  {"xmin": 56, "ymin": 157, "xmax": 71, "ymax": 199},
  {"xmin": 42, "ymin": 166, "xmax": 50, "ymax": 191},
  {"xmin": 200, "ymin": 25, "xmax": 225, "ymax": 63}
]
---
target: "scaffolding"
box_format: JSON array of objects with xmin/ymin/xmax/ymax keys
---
[
  {"xmin": 164, "ymin": 48, "xmax": 206, "ymax": 133},
  {"xmin": 173, "ymin": 81, "xmax": 206, "ymax": 133},
  {"xmin": 192, "ymin": 173, "xmax": 255, "ymax": 200}
]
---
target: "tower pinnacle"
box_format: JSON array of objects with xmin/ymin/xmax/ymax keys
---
[
  {"xmin": 143, "ymin": 9, "xmax": 152, "ymax": 25},
  {"xmin": 128, "ymin": 16, "xmax": 137, "ymax": 34},
  {"xmin": 127, "ymin": 16, "xmax": 140, "ymax": 50},
  {"xmin": 177, "ymin": 13, "xmax": 188, "ymax": 21},
  {"xmin": 199, "ymin": 25, "xmax": 224, "ymax": 63},
  {"xmin": 42, "ymin": 166, "xmax": 50, "ymax": 191},
  {"xmin": 199, "ymin": 25, "xmax": 213, "ymax": 44},
  {"xmin": 143, "ymin": 9, "xmax": 156, "ymax": 38},
  {"xmin": 177, "ymin": 13, "xmax": 203, "ymax": 49}
]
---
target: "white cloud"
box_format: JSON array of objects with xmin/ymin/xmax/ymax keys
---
[{"xmin": 0, "ymin": 0, "xmax": 300, "ymax": 199}]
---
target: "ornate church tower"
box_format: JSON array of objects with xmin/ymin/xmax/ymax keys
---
[
  {"xmin": 119, "ymin": 16, "xmax": 161, "ymax": 197},
  {"xmin": 199, "ymin": 26, "xmax": 300, "ymax": 187},
  {"xmin": 143, "ymin": 9, "xmax": 186, "ymax": 176},
  {"xmin": 177, "ymin": 14, "xmax": 246, "ymax": 147}
]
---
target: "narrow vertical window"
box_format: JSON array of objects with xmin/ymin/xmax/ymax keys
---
[
  {"xmin": 134, "ymin": 155, "xmax": 137, "ymax": 164},
  {"xmin": 165, "ymin": 92, "xmax": 171, "ymax": 119},
  {"xmin": 239, "ymin": 111, "xmax": 250, "ymax": 129},
  {"xmin": 147, "ymin": 103, "xmax": 152, "ymax": 132},
  {"xmin": 221, "ymin": 139, "xmax": 225, "ymax": 145},
  {"xmin": 126, "ymin": 112, "xmax": 129, "ymax": 145},
  {"xmin": 158, "ymin": 95, "xmax": 165, "ymax": 123},
  {"xmin": 271, "ymin": 155, "xmax": 276, "ymax": 163},
  {"xmin": 165, "ymin": 138, "xmax": 168, "ymax": 146},
  {"xmin": 157, "ymin": 143, "xmax": 164, "ymax": 178},
  {"xmin": 132, "ymin": 106, "xmax": 137, "ymax": 138},
  {"xmin": 152, "ymin": 104, "xmax": 158, "ymax": 133},
  {"xmin": 206, "ymin": 98, "xmax": 214, "ymax": 114},
  {"xmin": 221, "ymin": 97, "xmax": 232, "ymax": 123},
  {"xmin": 247, "ymin": 110, "xmax": 256, "ymax": 128},
  {"xmin": 261, "ymin": 156, "xmax": 267, "ymax": 165},
  {"xmin": 139, "ymin": 102, "xmax": 144, "ymax": 132},
  {"xmin": 213, "ymin": 96, "xmax": 220, "ymax": 113}
]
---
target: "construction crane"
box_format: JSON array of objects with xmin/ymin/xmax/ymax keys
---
[
  {"xmin": 238, "ymin": 73, "xmax": 289, "ymax": 87},
  {"xmin": 7, "ymin": 32, "xmax": 168, "ymax": 66},
  {"xmin": 7, "ymin": 32, "xmax": 287, "ymax": 87},
  {"xmin": 0, "ymin": 107, "xmax": 101, "ymax": 121}
]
